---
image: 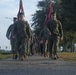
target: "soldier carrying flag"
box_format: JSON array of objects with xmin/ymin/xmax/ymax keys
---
[
  {"xmin": 42, "ymin": 0, "xmax": 53, "ymax": 58},
  {"xmin": 46, "ymin": 1, "xmax": 63, "ymax": 59},
  {"xmin": 13, "ymin": 0, "xmax": 31, "ymax": 60}
]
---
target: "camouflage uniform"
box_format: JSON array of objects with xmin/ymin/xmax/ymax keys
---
[
  {"xmin": 13, "ymin": 20, "xmax": 30, "ymax": 60},
  {"xmin": 25, "ymin": 27, "xmax": 33, "ymax": 56},
  {"xmin": 6, "ymin": 17, "xmax": 17, "ymax": 59},
  {"xmin": 29, "ymin": 29, "xmax": 34, "ymax": 55},
  {"xmin": 39, "ymin": 28, "xmax": 50, "ymax": 57},
  {"xmin": 47, "ymin": 19, "xmax": 63, "ymax": 59},
  {"xmin": 39, "ymin": 29, "xmax": 44, "ymax": 55}
]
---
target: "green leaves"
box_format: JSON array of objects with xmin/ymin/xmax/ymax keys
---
[{"xmin": 31, "ymin": 0, "xmax": 55, "ymax": 36}]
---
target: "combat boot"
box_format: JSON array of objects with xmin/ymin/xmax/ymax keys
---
[
  {"xmin": 12, "ymin": 54, "xmax": 15, "ymax": 59},
  {"xmin": 13, "ymin": 54, "xmax": 18, "ymax": 59},
  {"xmin": 44, "ymin": 52, "xmax": 48, "ymax": 58},
  {"xmin": 15, "ymin": 54, "xmax": 18, "ymax": 59},
  {"xmin": 44, "ymin": 52, "xmax": 46, "ymax": 58},
  {"xmin": 24, "ymin": 53, "xmax": 28, "ymax": 58},
  {"xmin": 53, "ymin": 54, "xmax": 57, "ymax": 60},
  {"xmin": 20, "ymin": 55, "xmax": 24, "ymax": 60},
  {"xmin": 49, "ymin": 54, "xmax": 53, "ymax": 59},
  {"xmin": 56, "ymin": 53, "xmax": 59, "ymax": 59}
]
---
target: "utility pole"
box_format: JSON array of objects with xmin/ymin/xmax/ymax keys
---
[{"xmin": 5, "ymin": 17, "xmax": 13, "ymax": 21}]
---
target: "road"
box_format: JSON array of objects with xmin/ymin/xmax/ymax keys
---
[{"xmin": 0, "ymin": 54, "xmax": 76, "ymax": 75}]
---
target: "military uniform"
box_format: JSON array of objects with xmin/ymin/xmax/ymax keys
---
[
  {"xmin": 13, "ymin": 20, "xmax": 30, "ymax": 60},
  {"xmin": 39, "ymin": 28, "xmax": 50, "ymax": 57},
  {"xmin": 29, "ymin": 29, "xmax": 34, "ymax": 55},
  {"xmin": 47, "ymin": 19, "xmax": 63, "ymax": 59},
  {"xmin": 39, "ymin": 29, "xmax": 44, "ymax": 55},
  {"xmin": 6, "ymin": 17, "xmax": 17, "ymax": 59}
]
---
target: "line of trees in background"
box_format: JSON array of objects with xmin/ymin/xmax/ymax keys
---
[{"xmin": 31, "ymin": 0, "xmax": 76, "ymax": 52}]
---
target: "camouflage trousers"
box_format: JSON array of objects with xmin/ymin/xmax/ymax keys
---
[
  {"xmin": 43, "ymin": 37, "xmax": 49, "ymax": 57},
  {"xmin": 15, "ymin": 37, "xmax": 27, "ymax": 59},
  {"xmin": 48, "ymin": 35, "xmax": 60, "ymax": 56},
  {"xmin": 26, "ymin": 39, "xmax": 31, "ymax": 55},
  {"xmin": 10, "ymin": 38, "xmax": 16, "ymax": 59}
]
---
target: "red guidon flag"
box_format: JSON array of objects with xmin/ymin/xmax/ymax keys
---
[
  {"xmin": 17, "ymin": 0, "xmax": 25, "ymax": 20},
  {"xmin": 44, "ymin": 0, "xmax": 53, "ymax": 25}
]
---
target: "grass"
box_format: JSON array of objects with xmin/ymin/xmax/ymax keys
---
[
  {"xmin": 0, "ymin": 53, "xmax": 12, "ymax": 60},
  {"xmin": 58, "ymin": 52, "xmax": 76, "ymax": 61},
  {"xmin": 0, "ymin": 52, "xmax": 76, "ymax": 61}
]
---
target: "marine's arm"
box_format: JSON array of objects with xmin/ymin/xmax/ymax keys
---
[
  {"xmin": 58, "ymin": 21, "xmax": 63, "ymax": 41},
  {"xmin": 46, "ymin": 20, "xmax": 52, "ymax": 36},
  {"xmin": 25, "ymin": 21, "xmax": 31, "ymax": 38},
  {"xmin": 12, "ymin": 22, "xmax": 17, "ymax": 38},
  {"xmin": 6, "ymin": 25, "xmax": 12, "ymax": 39}
]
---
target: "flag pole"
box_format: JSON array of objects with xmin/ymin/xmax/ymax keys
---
[
  {"xmin": 17, "ymin": 0, "xmax": 25, "ymax": 20},
  {"xmin": 43, "ymin": 0, "xmax": 53, "ymax": 57}
]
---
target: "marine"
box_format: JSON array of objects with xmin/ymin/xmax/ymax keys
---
[
  {"xmin": 6, "ymin": 17, "xmax": 17, "ymax": 59},
  {"xmin": 13, "ymin": 13, "xmax": 31, "ymax": 60},
  {"xmin": 46, "ymin": 11, "xmax": 63, "ymax": 59}
]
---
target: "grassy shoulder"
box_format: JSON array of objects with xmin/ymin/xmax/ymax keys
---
[
  {"xmin": 0, "ymin": 52, "xmax": 76, "ymax": 61},
  {"xmin": 58, "ymin": 52, "xmax": 76, "ymax": 61},
  {"xmin": 0, "ymin": 53, "xmax": 12, "ymax": 60}
]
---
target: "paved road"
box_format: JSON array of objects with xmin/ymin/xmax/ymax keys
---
[{"xmin": 0, "ymin": 54, "xmax": 76, "ymax": 75}]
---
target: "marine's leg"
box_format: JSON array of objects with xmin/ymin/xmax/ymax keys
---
[
  {"xmin": 20, "ymin": 39, "xmax": 28, "ymax": 60},
  {"xmin": 10, "ymin": 39, "xmax": 15, "ymax": 59},
  {"xmin": 53, "ymin": 36, "xmax": 60, "ymax": 59},
  {"xmin": 43, "ymin": 38, "xmax": 46, "ymax": 57},
  {"xmin": 48, "ymin": 37, "xmax": 53, "ymax": 58}
]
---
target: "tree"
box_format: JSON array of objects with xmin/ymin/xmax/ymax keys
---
[
  {"xmin": 61, "ymin": 0, "xmax": 76, "ymax": 31},
  {"xmin": 31, "ymin": 0, "xmax": 55, "ymax": 37},
  {"xmin": 60, "ymin": 0, "xmax": 76, "ymax": 52},
  {"xmin": 31, "ymin": 0, "xmax": 76, "ymax": 52}
]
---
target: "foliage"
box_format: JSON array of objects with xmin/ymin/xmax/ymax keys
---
[
  {"xmin": 60, "ymin": 0, "xmax": 76, "ymax": 51},
  {"xmin": 61, "ymin": 0, "xmax": 76, "ymax": 31},
  {"xmin": 31, "ymin": 0, "xmax": 76, "ymax": 51},
  {"xmin": 31, "ymin": 0, "xmax": 55, "ymax": 37}
]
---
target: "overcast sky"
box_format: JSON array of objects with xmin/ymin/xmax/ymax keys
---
[{"xmin": 0, "ymin": 0, "xmax": 41, "ymax": 50}]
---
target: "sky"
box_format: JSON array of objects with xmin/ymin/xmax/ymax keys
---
[{"xmin": 0, "ymin": 0, "xmax": 41, "ymax": 50}]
